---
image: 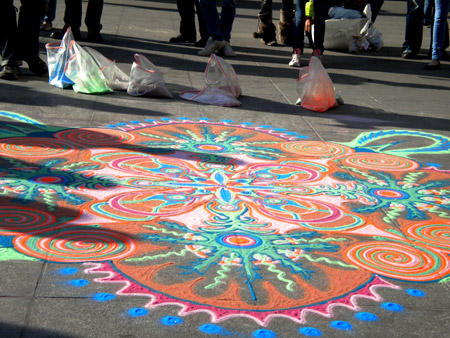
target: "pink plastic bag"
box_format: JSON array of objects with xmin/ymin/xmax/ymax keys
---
[
  {"xmin": 180, "ymin": 54, "xmax": 241, "ymax": 106},
  {"xmin": 296, "ymin": 56, "xmax": 338, "ymax": 112}
]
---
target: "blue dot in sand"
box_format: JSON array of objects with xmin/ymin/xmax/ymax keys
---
[
  {"xmin": 161, "ymin": 118, "xmax": 171, "ymax": 121},
  {"xmin": 178, "ymin": 117, "xmax": 190, "ymax": 120},
  {"xmin": 221, "ymin": 119, "xmax": 233, "ymax": 123},
  {"xmin": 67, "ymin": 279, "xmax": 89, "ymax": 287},
  {"xmin": 407, "ymin": 289, "xmax": 425, "ymax": 297},
  {"xmin": 161, "ymin": 316, "xmax": 183, "ymax": 326},
  {"xmin": 58, "ymin": 268, "xmax": 78, "ymax": 275},
  {"xmin": 144, "ymin": 119, "xmax": 155, "ymax": 122},
  {"xmin": 241, "ymin": 122, "xmax": 253, "ymax": 125},
  {"xmin": 355, "ymin": 312, "xmax": 378, "ymax": 321},
  {"xmin": 331, "ymin": 321, "xmax": 353, "ymax": 330},
  {"xmin": 299, "ymin": 327, "xmax": 322, "ymax": 337},
  {"xmin": 117, "ymin": 122, "xmax": 127, "ymax": 126},
  {"xmin": 199, "ymin": 324, "xmax": 223, "ymax": 334},
  {"xmin": 259, "ymin": 125, "xmax": 272, "ymax": 129},
  {"xmin": 252, "ymin": 329, "xmax": 276, "ymax": 338},
  {"xmin": 106, "ymin": 125, "xmax": 116, "ymax": 128},
  {"xmin": 127, "ymin": 308, "xmax": 149, "ymax": 317},
  {"xmin": 92, "ymin": 293, "xmax": 116, "ymax": 302},
  {"xmin": 381, "ymin": 302, "xmax": 404, "ymax": 312}
]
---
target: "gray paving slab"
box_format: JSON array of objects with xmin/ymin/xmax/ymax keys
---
[{"xmin": 1, "ymin": 0, "xmax": 450, "ymax": 337}]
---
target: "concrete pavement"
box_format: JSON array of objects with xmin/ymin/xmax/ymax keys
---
[{"xmin": 1, "ymin": 1, "xmax": 450, "ymax": 337}]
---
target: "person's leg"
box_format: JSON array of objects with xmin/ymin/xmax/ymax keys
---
[
  {"xmin": 403, "ymin": 0, "xmax": 425, "ymax": 57},
  {"xmin": 370, "ymin": 0, "xmax": 384, "ymax": 22},
  {"xmin": 85, "ymin": 0, "xmax": 103, "ymax": 34},
  {"xmin": 194, "ymin": 0, "xmax": 209, "ymax": 45},
  {"xmin": 64, "ymin": 0, "xmax": 82, "ymax": 30},
  {"xmin": 16, "ymin": 0, "xmax": 46, "ymax": 62},
  {"xmin": 220, "ymin": 0, "xmax": 236, "ymax": 42},
  {"xmin": 431, "ymin": 0, "xmax": 450, "ymax": 61},
  {"xmin": 198, "ymin": 0, "xmax": 227, "ymax": 55},
  {"xmin": 173, "ymin": 0, "xmax": 196, "ymax": 41},
  {"xmin": 1, "ymin": 0, "xmax": 20, "ymax": 68},
  {"xmin": 46, "ymin": 0, "xmax": 57, "ymax": 23},
  {"xmin": 254, "ymin": 0, "xmax": 277, "ymax": 45},
  {"xmin": 279, "ymin": 0, "xmax": 294, "ymax": 45},
  {"xmin": 312, "ymin": 0, "xmax": 327, "ymax": 55},
  {"xmin": 289, "ymin": 0, "xmax": 306, "ymax": 66},
  {"xmin": 292, "ymin": 0, "xmax": 306, "ymax": 52}
]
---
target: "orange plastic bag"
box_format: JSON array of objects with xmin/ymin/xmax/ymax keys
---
[{"xmin": 296, "ymin": 56, "xmax": 338, "ymax": 112}]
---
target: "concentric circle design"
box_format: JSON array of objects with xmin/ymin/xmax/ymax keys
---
[
  {"xmin": 216, "ymin": 234, "xmax": 263, "ymax": 249},
  {"xmin": 406, "ymin": 222, "xmax": 450, "ymax": 251},
  {"xmin": 0, "ymin": 138, "xmax": 78, "ymax": 157},
  {"xmin": 368, "ymin": 188, "xmax": 409, "ymax": 200},
  {"xmin": 281, "ymin": 141, "xmax": 354, "ymax": 158},
  {"xmin": 0, "ymin": 207, "xmax": 56, "ymax": 235},
  {"xmin": 346, "ymin": 241, "xmax": 450, "ymax": 281},
  {"xmin": 340, "ymin": 153, "xmax": 420, "ymax": 171},
  {"xmin": 13, "ymin": 228, "xmax": 135, "ymax": 262},
  {"xmin": 54, "ymin": 128, "xmax": 134, "ymax": 145},
  {"xmin": 30, "ymin": 175, "xmax": 69, "ymax": 185}
]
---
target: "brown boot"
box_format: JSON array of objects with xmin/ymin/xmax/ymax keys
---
[
  {"xmin": 278, "ymin": 9, "xmax": 294, "ymax": 45},
  {"xmin": 253, "ymin": 12, "xmax": 277, "ymax": 46}
]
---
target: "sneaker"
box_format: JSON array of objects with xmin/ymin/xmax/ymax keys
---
[
  {"xmin": 25, "ymin": 57, "xmax": 48, "ymax": 75},
  {"xmin": 0, "ymin": 65, "xmax": 21, "ymax": 80},
  {"xmin": 194, "ymin": 37, "xmax": 208, "ymax": 47},
  {"xmin": 41, "ymin": 21, "xmax": 52, "ymax": 31},
  {"xmin": 220, "ymin": 41, "xmax": 236, "ymax": 57},
  {"xmin": 197, "ymin": 37, "xmax": 226, "ymax": 56},
  {"xmin": 289, "ymin": 53, "xmax": 301, "ymax": 67}
]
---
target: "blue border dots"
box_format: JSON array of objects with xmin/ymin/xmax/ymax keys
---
[
  {"xmin": 127, "ymin": 308, "xmax": 149, "ymax": 317},
  {"xmin": 299, "ymin": 327, "xmax": 322, "ymax": 336},
  {"xmin": 381, "ymin": 302, "xmax": 404, "ymax": 312},
  {"xmin": 355, "ymin": 312, "xmax": 378, "ymax": 321},
  {"xmin": 330, "ymin": 320, "xmax": 353, "ymax": 330},
  {"xmin": 161, "ymin": 316, "xmax": 183, "ymax": 326},
  {"xmin": 407, "ymin": 289, "xmax": 425, "ymax": 297}
]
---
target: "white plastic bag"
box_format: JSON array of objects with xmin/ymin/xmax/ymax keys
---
[
  {"xmin": 127, "ymin": 54, "xmax": 173, "ymax": 98},
  {"xmin": 84, "ymin": 47, "xmax": 130, "ymax": 91},
  {"xmin": 180, "ymin": 54, "xmax": 241, "ymax": 106},
  {"xmin": 321, "ymin": 18, "xmax": 368, "ymax": 51},
  {"xmin": 296, "ymin": 57, "xmax": 338, "ymax": 112}
]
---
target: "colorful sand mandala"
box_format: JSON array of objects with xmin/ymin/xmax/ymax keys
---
[{"xmin": 1, "ymin": 111, "xmax": 450, "ymax": 329}]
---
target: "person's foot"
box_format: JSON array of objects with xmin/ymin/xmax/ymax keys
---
[
  {"xmin": 220, "ymin": 41, "xmax": 236, "ymax": 57},
  {"xmin": 88, "ymin": 31, "xmax": 104, "ymax": 43},
  {"xmin": 25, "ymin": 57, "xmax": 48, "ymax": 75},
  {"xmin": 424, "ymin": 60, "xmax": 440, "ymax": 70},
  {"xmin": 41, "ymin": 21, "xmax": 52, "ymax": 31},
  {"xmin": 50, "ymin": 27, "xmax": 81, "ymax": 40},
  {"xmin": 194, "ymin": 37, "xmax": 208, "ymax": 47},
  {"xmin": 402, "ymin": 49, "xmax": 418, "ymax": 59},
  {"xmin": 170, "ymin": 34, "xmax": 196, "ymax": 43},
  {"xmin": 0, "ymin": 65, "xmax": 21, "ymax": 80},
  {"xmin": 197, "ymin": 37, "xmax": 226, "ymax": 56},
  {"xmin": 312, "ymin": 48, "xmax": 323, "ymax": 60}
]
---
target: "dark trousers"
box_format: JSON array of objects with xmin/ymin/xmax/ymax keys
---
[
  {"xmin": 63, "ymin": 0, "xmax": 103, "ymax": 33},
  {"xmin": 177, "ymin": 0, "xmax": 208, "ymax": 40},
  {"xmin": 403, "ymin": 0, "xmax": 425, "ymax": 53},
  {"xmin": 0, "ymin": 0, "xmax": 45, "ymax": 66}
]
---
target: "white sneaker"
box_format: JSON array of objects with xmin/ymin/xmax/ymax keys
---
[
  {"xmin": 220, "ymin": 41, "xmax": 236, "ymax": 57},
  {"xmin": 197, "ymin": 37, "xmax": 226, "ymax": 56},
  {"xmin": 289, "ymin": 53, "xmax": 301, "ymax": 67}
]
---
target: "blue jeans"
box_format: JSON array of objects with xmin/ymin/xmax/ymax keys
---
[
  {"xmin": 293, "ymin": 0, "xmax": 326, "ymax": 53},
  {"xmin": 199, "ymin": 0, "xmax": 236, "ymax": 41},
  {"xmin": 431, "ymin": 0, "xmax": 450, "ymax": 60},
  {"xmin": 328, "ymin": 6, "xmax": 365, "ymax": 19}
]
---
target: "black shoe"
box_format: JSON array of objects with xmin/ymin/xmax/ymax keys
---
[
  {"xmin": 0, "ymin": 65, "xmax": 21, "ymax": 80},
  {"xmin": 424, "ymin": 61, "xmax": 440, "ymax": 70},
  {"xmin": 25, "ymin": 57, "xmax": 48, "ymax": 75},
  {"xmin": 194, "ymin": 37, "xmax": 208, "ymax": 47},
  {"xmin": 50, "ymin": 27, "xmax": 81, "ymax": 41},
  {"xmin": 169, "ymin": 34, "xmax": 196, "ymax": 43},
  {"xmin": 402, "ymin": 50, "xmax": 418, "ymax": 59},
  {"xmin": 88, "ymin": 31, "xmax": 104, "ymax": 43}
]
